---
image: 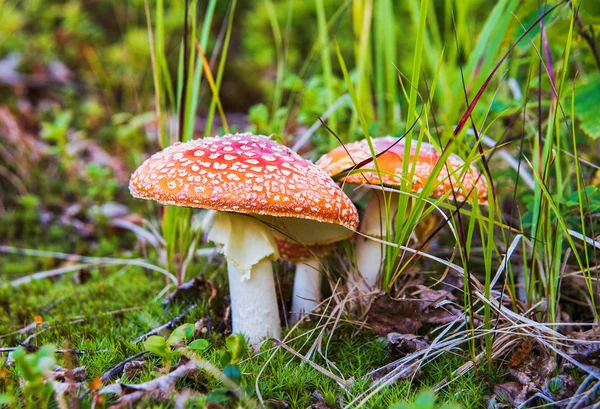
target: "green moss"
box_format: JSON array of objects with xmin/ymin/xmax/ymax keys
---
[{"xmin": 0, "ymin": 244, "xmax": 488, "ymax": 408}]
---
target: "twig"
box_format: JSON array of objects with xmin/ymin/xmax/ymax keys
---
[
  {"xmin": 132, "ymin": 304, "xmax": 197, "ymax": 343},
  {"xmin": 101, "ymin": 350, "xmax": 149, "ymax": 382},
  {"xmin": 55, "ymin": 349, "xmax": 86, "ymax": 355},
  {"xmin": 0, "ymin": 245, "xmax": 177, "ymax": 284},
  {"xmin": 0, "ymin": 347, "xmax": 86, "ymax": 355},
  {"xmin": 77, "ymin": 350, "xmax": 150, "ymax": 402},
  {"xmin": 1, "ymin": 322, "xmax": 38, "ymax": 339},
  {"xmin": 7, "ymin": 263, "xmax": 93, "ymax": 287},
  {"xmin": 99, "ymin": 358, "xmax": 198, "ymax": 409}
]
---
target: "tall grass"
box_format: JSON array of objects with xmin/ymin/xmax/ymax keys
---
[
  {"xmin": 145, "ymin": 0, "xmax": 234, "ymax": 285},
  {"xmin": 302, "ymin": 0, "xmax": 599, "ymax": 374}
]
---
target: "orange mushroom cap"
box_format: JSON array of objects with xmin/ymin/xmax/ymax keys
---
[
  {"xmin": 130, "ymin": 133, "xmax": 359, "ymax": 231},
  {"xmin": 316, "ymin": 137, "xmax": 488, "ymax": 202}
]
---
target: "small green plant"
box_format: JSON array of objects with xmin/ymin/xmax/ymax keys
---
[
  {"xmin": 248, "ymin": 103, "xmax": 270, "ymax": 134},
  {"xmin": 220, "ymin": 333, "xmax": 246, "ymax": 383},
  {"xmin": 144, "ymin": 327, "xmax": 249, "ymax": 405},
  {"xmin": 83, "ymin": 163, "xmax": 118, "ymax": 203},
  {"xmin": 547, "ymin": 377, "xmax": 563, "ymax": 396},
  {"xmin": 143, "ymin": 323, "xmax": 207, "ymax": 369},
  {"xmin": 40, "ymin": 110, "xmax": 73, "ymax": 156},
  {"xmin": 11, "ymin": 345, "xmax": 56, "ymax": 409},
  {"xmin": 392, "ymin": 390, "xmax": 461, "ymax": 409},
  {"xmin": 206, "ymin": 333, "xmax": 249, "ymax": 405}
]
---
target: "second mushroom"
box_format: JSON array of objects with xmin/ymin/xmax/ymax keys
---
[{"xmin": 316, "ymin": 137, "xmax": 488, "ymax": 294}]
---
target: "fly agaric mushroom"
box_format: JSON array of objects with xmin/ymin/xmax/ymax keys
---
[
  {"xmin": 275, "ymin": 238, "xmax": 333, "ymax": 323},
  {"xmin": 129, "ymin": 133, "xmax": 358, "ymax": 344},
  {"xmin": 316, "ymin": 136, "xmax": 488, "ymax": 291}
]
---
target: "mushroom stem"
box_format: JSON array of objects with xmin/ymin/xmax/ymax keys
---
[
  {"xmin": 227, "ymin": 258, "xmax": 281, "ymax": 344},
  {"xmin": 290, "ymin": 257, "xmax": 321, "ymax": 324},
  {"xmin": 353, "ymin": 190, "xmax": 398, "ymax": 292},
  {"xmin": 354, "ymin": 234, "xmax": 384, "ymax": 290},
  {"xmin": 208, "ymin": 212, "xmax": 282, "ymax": 345}
]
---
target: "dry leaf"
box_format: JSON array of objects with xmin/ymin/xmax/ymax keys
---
[
  {"xmin": 494, "ymin": 381, "xmax": 529, "ymax": 407},
  {"xmin": 367, "ymin": 288, "xmax": 462, "ymax": 336},
  {"xmin": 387, "ymin": 333, "xmax": 429, "ymax": 361},
  {"xmin": 509, "ymin": 338, "xmax": 532, "ymax": 367}
]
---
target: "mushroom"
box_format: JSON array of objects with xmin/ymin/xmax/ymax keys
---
[
  {"xmin": 129, "ymin": 133, "xmax": 358, "ymax": 345},
  {"xmin": 275, "ymin": 238, "xmax": 333, "ymax": 323},
  {"xmin": 316, "ymin": 136, "xmax": 488, "ymax": 292}
]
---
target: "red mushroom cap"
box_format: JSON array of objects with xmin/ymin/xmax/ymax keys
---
[
  {"xmin": 275, "ymin": 237, "xmax": 333, "ymax": 262},
  {"xmin": 130, "ymin": 133, "xmax": 359, "ymax": 236},
  {"xmin": 316, "ymin": 137, "xmax": 488, "ymax": 202}
]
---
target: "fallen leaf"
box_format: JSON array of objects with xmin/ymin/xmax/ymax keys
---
[
  {"xmin": 309, "ymin": 391, "xmax": 334, "ymax": 409},
  {"xmin": 53, "ymin": 366, "xmax": 86, "ymax": 383},
  {"xmin": 367, "ymin": 288, "xmax": 462, "ymax": 336},
  {"xmin": 99, "ymin": 357, "xmax": 199, "ymax": 409},
  {"xmin": 123, "ymin": 360, "xmax": 146, "ymax": 378},
  {"xmin": 494, "ymin": 381, "xmax": 529, "ymax": 407},
  {"xmin": 50, "ymin": 365, "xmax": 87, "ymax": 409},
  {"xmin": 509, "ymin": 338, "xmax": 532, "ymax": 367},
  {"xmin": 89, "ymin": 377, "xmax": 102, "ymax": 390},
  {"xmin": 566, "ymin": 342, "xmax": 600, "ymax": 367},
  {"xmin": 265, "ymin": 398, "xmax": 291, "ymax": 408},
  {"xmin": 387, "ymin": 333, "xmax": 429, "ymax": 361}
]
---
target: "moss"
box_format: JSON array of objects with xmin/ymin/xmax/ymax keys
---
[{"xmin": 0, "ymin": 240, "xmax": 489, "ymax": 408}]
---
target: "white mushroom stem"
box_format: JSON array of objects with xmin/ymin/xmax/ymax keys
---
[
  {"xmin": 208, "ymin": 212, "xmax": 281, "ymax": 345},
  {"xmin": 290, "ymin": 257, "xmax": 321, "ymax": 324},
  {"xmin": 353, "ymin": 190, "xmax": 398, "ymax": 292},
  {"xmin": 227, "ymin": 258, "xmax": 281, "ymax": 343},
  {"xmin": 354, "ymin": 234, "xmax": 384, "ymax": 291}
]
